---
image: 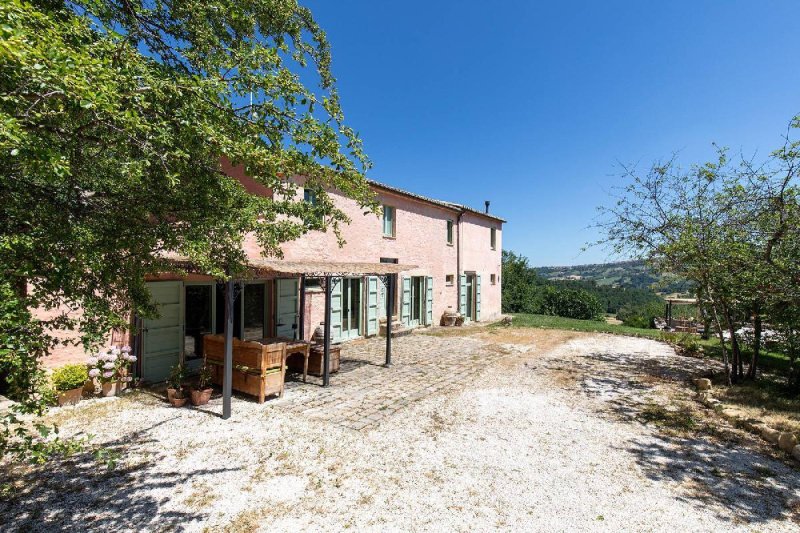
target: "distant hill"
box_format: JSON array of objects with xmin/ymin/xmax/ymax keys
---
[{"xmin": 535, "ymin": 260, "xmax": 692, "ymax": 295}]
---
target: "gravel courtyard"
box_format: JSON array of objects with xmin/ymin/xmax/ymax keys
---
[{"xmin": 2, "ymin": 328, "xmax": 799, "ymax": 532}]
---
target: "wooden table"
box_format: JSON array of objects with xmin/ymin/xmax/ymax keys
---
[{"xmin": 261, "ymin": 337, "xmax": 311, "ymax": 383}]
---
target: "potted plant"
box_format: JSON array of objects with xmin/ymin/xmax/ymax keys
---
[
  {"xmin": 51, "ymin": 364, "xmax": 88, "ymax": 406},
  {"xmin": 190, "ymin": 363, "xmax": 214, "ymax": 406},
  {"xmin": 166, "ymin": 363, "xmax": 187, "ymax": 407},
  {"xmin": 88, "ymin": 346, "xmax": 136, "ymax": 396}
]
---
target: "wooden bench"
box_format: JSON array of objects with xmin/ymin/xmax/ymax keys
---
[{"xmin": 203, "ymin": 335, "xmax": 286, "ymax": 403}]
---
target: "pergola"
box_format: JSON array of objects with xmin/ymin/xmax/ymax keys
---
[{"xmin": 214, "ymin": 259, "xmax": 415, "ymax": 419}]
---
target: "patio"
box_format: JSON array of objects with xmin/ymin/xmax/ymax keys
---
[{"xmin": 2, "ymin": 329, "xmax": 799, "ymax": 532}]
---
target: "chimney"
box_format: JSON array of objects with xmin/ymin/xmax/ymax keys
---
[{"xmin": 484, "ymin": 200, "xmax": 490, "ymax": 214}]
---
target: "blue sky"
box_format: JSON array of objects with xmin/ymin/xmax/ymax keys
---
[{"xmin": 304, "ymin": 0, "xmax": 800, "ymax": 266}]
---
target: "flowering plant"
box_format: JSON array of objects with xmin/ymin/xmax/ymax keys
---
[{"xmin": 87, "ymin": 346, "xmax": 136, "ymax": 384}]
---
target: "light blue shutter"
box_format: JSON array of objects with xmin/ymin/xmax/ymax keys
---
[
  {"xmin": 366, "ymin": 276, "xmax": 379, "ymax": 336},
  {"xmin": 330, "ymin": 277, "xmax": 343, "ymax": 342},
  {"xmin": 401, "ymin": 276, "xmax": 411, "ymax": 325},
  {"xmin": 425, "ymin": 276, "xmax": 433, "ymax": 325},
  {"xmin": 476, "ymin": 274, "xmax": 482, "ymax": 321},
  {"xmin": 459, "ymin": 275, "xmax": 467, "ymax": 316}
]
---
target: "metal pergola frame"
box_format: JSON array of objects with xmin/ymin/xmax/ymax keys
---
[{"xmin": 218, "ymin": 267, "xmax": 403, "ymax": 420}]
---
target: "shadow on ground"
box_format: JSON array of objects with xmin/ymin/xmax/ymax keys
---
[
  {"xmin": 625, "ymin": 433, "xmax": 799, "ymax": 525},
  {"xmin": 0, "ymin": 418, "xmax": 239, "ymax": 532},
  {"xmin": 555, "ymin": 343, "xmax": 799, "ymax": 525}
]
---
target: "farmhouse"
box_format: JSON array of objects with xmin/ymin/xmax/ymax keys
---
[{"xmin": 51, "ymin": 164, "xmax": 504, "ymax": 385}]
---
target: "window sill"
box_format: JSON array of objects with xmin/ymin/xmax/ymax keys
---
[
  {"xmin": 446, "ymin": 242, "xmax": 454, "ymax": 247},
  {"xmin": 383, "ymin": 235, "xmax": 396, "ymax": 240}
]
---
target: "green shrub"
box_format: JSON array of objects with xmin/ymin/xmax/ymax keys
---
[
  {"xmin": 50, "ymin": 364, "xmax": 88, "ymax": 392},
  {"xmin": 540, "ymin": 286, "xmax": 604, "ymax": 321},
  {"xmin": 617, "ymin": 300, "xmax": 664, "ymax": 329}
]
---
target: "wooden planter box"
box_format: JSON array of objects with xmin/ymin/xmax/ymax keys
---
[
  {"xmin": 203, "ymin": 335, "xmax": 285, "ymax": 403},
  {"xmin": 307, "ymin": 345, "xmax": 340, "ymax": 376}
]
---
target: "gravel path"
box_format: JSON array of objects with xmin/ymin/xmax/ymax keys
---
[{"xmin": 2, "ymin": 332, "xmax": 798, "ymax": 532}]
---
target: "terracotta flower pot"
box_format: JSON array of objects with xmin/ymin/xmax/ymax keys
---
[
  {"xmin": 166, "ymin": 387, "xmax": 187, "ymax": 407},
  {"xmin": 57, "ymin": 387, "xmax": 83, "ymax": 407},
  {"xmin": 100, "ymin": 380, "xmax": 126, "ymax": 397},
  {"xmin": 190, "ymin": 387, "xmax": 213, "ymax": 406}
]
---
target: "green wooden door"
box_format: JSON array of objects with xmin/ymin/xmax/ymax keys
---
[
  {"xmin": 366, "ymin": 276, "xmax": 379, "ymax": 336},
  {"xmin": 425, "ymin": 276, "xmax": 433, "ymax": 325},
  {"xmin": 476, "ymin": 274, "xmax": 482, "ymax": 321},
  {"xmin": 330, "ymin": 277, "xmax": 343, "ymax": 342},
  {"xmin": 142, "ymin": 281, "xmax": 184, "ymax": 382},
  {"xmin": 276, "ymin": 279, "xmax": 298, "ymax": 339},
  {"xmin": 459, "ymin": 275, "xmax": 467, "ymax": 317},
  {"xmin": 400, "ymin": 276, "xmax": 411, "ymax": 325}
]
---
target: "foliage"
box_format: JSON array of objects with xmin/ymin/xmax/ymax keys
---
[
  {"xmin": 0, "ymin": 0, "xmax": 372, "ymax": 459},
  {"xmin": 167, "ymin": 364, "xmax": 185, "ymax": 394},
  {"xmin": 501, "ymin": 251, "xmax": 546, "ymax": 314},
  {"xmin": 600, "ymin": 117, "xmax": 800, "ymax": 388},
  {"xmin": 197, "ymin": 363, "xmax": 213, "ymax": 390},
  {"xmin": 536, "ymin": 259, "xmax": 693, "ymax": 294},
  {"xmin": 87, "ymin": 346, "xmax": 135, "ymax": 384},
  {"xmin": 540, "ymin": 286, "xmax": 604, "ymax": 321},
  {"xmin": 50, "ymin": 364, "xmax": 87, "ymax": 392},
  {"xmin": 616, "ymin": 300, "xmax": 665, "ymax": 329},
  {"xmin": 502, "ymin": 250, "xmax": 649, "ymax": 320}
]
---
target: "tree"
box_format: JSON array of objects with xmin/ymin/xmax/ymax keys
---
[
  {"xmin": 501, "ymin": 250, "xmax": 544, "ymax": 313},
  {"xmin": 0, "ymin": 0, "xmax": 375, "ymax": 460},
  {"xmin": 600, "ymin": 118, "xmax": 800, "ymax": 388}
]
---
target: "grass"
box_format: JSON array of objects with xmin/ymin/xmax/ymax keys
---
[{"xmin": 504, "ymin": 313, "xmax": 666, "ymax": 339}]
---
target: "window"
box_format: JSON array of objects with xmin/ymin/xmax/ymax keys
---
[
  {"xmin": 382, "ymin": 205, "xmax": 395, "ymax": 237},
  {"xmin": 446, "ymin": 220, "xmax": 454, "ymax": 245},
  {"xmin": 490, "ymin": 274, "xmax": 497, "ymax": 285},
  {"xmin": 490, "ymin": 228, "xmax": 497, "ymax": 250},
  {"xmin": 303, "ymin": 188, "xmax": 317, "ymax": 205},
  {"xmin": 445, "ymin": 274, "xmax": 454, "ymax": 286}
]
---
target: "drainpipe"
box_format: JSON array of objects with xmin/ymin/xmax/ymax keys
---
[{"xmin": 456, "ymin": 209, "xmax": 466, "ymax": 312}]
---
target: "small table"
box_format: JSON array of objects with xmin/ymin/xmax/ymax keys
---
[{"xmin": 261, "ymin": 337, "xmax": 311, "ymax": 382}]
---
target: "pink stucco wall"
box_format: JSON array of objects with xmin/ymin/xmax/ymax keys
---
[
  {"xmin": 243, "ymin": 178, "xmax": 504, "ymax": 326},
  {"xmin": 35, "ymin": 173, "xmax": 504, "ymax": 367}
]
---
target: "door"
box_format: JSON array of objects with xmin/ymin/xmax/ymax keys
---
[
  {"xmin": 465, "ymin": 275, "xmax": 474, "ymax": 321},
  {"xmin": 275, "ymin": 278, "xmax": 299, "ymax": 339},
  {"xmin": 425, "ymin": 276, "xmax": 433, "ymax": 325},
  {"xmin": 475, "ymin": 274, "xmax": 482, "ymax": 321},
  {"xmin": 400, "ymin": 276, "xmax": 411, "ymax": 325},
  {"xmin": 184, "ymin": 283, "xmax": 214, "ymax": 373},
  {"xmin": 459, "ymin": 275, "xmax": 467, "ymax": 317},
  {"xmin": 340, "ymin": 277, "xmax": 362, "ymax": 341},
  {"xmin": 410, "ymin": 276, "xmax": 424, "ymax": 326},
  {"xmin": 366, "ymin": 276, "xmax": 379, "ymax": 336},
  {"xmin": 142, "ymin": 281, "xmax": 184, "ymax": 382}
]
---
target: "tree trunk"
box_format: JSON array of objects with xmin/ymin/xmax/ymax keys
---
[
  {"xmin": 748, "ymin": 307, "xmax": 762, "ymax": 380},
  {"xmin": 723, "ymin": 305, "xmax": 742, "ymax": 384},
  {"xmin": 709, "ymin": 300, "xmax": 732, "ymax": 386}
]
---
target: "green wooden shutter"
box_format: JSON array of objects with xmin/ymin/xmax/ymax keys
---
[
  {"xmin": 476, "ymin": 274, "xmax": 482, "ymax": 321},
  {"xmin": 330, "ymin": 277, "xmax": 343, "ymax": 342},
  {"xmin": 401, "ymin": 276, "xmax": 411, "ymax": 325},
  {"xmin": 459, "ymin": 275, "xmax": 467, "ymax": 316},
  {"xmin": 142, "ymin": 281, "xmax": 184, "ymax": 382},
  {"xmin": 366, "ymin": 276, "xmax": 379, "ymax": 336},
  {"xmin": 425, "ymin": 276, "xmax": 433, "ymax": 325}
]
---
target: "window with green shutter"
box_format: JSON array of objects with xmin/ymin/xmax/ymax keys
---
[
  {"xmin": 383, "ymin": 205, "xmax": 395, "ymax": 237},
  {"xmin": 446, "ymin": 220, "xmax": 454, "ymax": 245}
]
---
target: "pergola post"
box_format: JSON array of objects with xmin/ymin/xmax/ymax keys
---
[
  {"xmin": 222, "ymin": 278, "xmax": 234, "ymax": 420},
  {"xmin": 385, "ymin": 274, "xmax": 394, "ymax": 367},
  {"xmin": 298, "ymin": 274, "xmax": 306, "ymax": 341},
  {"xmin": 323, "ymin": 274, "xmax": 332, "ymax": 387}
]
